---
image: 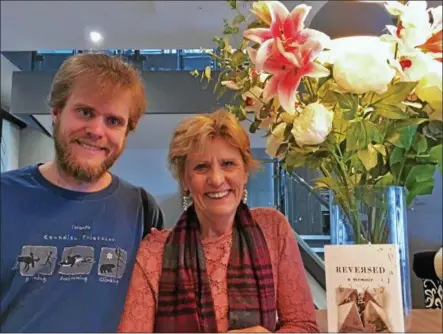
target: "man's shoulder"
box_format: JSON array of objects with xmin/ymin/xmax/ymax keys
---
[
  {"xmin": 113, "ymin": 175, "xmax": 158, "ymax": 205},
  {"xmin": 1, "ymin": 165, "xmax": 35, "ymax": 187}
]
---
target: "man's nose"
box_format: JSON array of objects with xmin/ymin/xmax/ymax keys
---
[{"xmin": 85, "ymin": 117, "xmax": 105, "ymax": 139}]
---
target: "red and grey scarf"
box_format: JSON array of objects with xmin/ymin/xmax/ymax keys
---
[{"xmin": 154, "ymin": 202, "xmax": 276, "ymax": 333}]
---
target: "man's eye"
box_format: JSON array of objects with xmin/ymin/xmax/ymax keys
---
[{"xmin": 78, "ymin": 108, "xmax": 92, "ymax": 118}]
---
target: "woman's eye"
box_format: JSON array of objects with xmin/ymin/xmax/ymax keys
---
[
  {"xmin": 223, "ymin": 161, "xmax": 235, "ymax": 167},
  {"xmin": 107, "ymin": 117, "xmax": 121, "ymax": 126},
  {"xmin": 194, "ymin": 164, "xmax": 208, "ymax": 171}
]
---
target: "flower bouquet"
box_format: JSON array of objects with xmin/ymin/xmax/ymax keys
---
[{"xmin": 192, "ymin": 0, "xmax": 443, "ymax": 245}]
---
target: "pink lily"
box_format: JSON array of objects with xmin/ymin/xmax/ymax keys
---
[
  {"xmin": 248, "ymin": 39, "xmax": 330, "ymax": 113},
  {"xmin": 243, "ymin": 1, "xmax": 313, "ymax": 71}
]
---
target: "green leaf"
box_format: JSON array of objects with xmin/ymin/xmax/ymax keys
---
[
  {"xmin": 227, "ymin": 0, "xmax": 237, "ymax": 9},
  {"xmin": 406, "ymin": 179, "xmax": 434, "ymax": 206},
  {"xmin": 373, "ymin": 81, "xmax": 417, "ymax": 106},
  {"xmin": 337, "ymin": 93, "xmax": 359, "ymax": 120},
  {"xmin": 204, "ymin": 66, "xmax": 212, "ymax": 81},
  {"xmin": 386, "ymin": 124, "xmax": 417, "ymax": 149},
  {"xmin": 373, "ymin": 144, "xmax": 387, "ymax": 157},
  {"xmin": 249, "ymin": 118, "xmax": 261, "ymax": 134},
  {"xmin": 233, "ymin": 13, "xmax": 245, "ymax": 25},
  {"xmin": 230, "ymin": 50, "xmax": 247, "ymax": 67},
  {"xmin": 346, "ymin": 119, "xmax": 380, "ymax": 151},
  {"xmin": 346, "ymin": 121, "xmax": 369, "ymax": 151},
  {"xmin": 314, "ymin": 176, "xmax": 342, "ymax": 190},
  {"xmin": 332, "ymin": 107, "xmax": 349, "ymax": 143},
  {"xmin": 223, "ymin": 23, "xmax": 239, "ymax": 35},
  {"xmin": 374, "ymin": 104, "xmax": 408, "ymax": 119},
  {"xmin": 429, "ymin": 144, "xmax": 443, "ymax": 173},
  {"xmin": 284, "ymin": 153, "xmax": 306, "ymax": 169},
  {"xmin": 358, "ymin": 144, "xmax": 378, "ymax": 171},
  {"xmin": 247, "ymin": 21, "xmax": 267, "ymax": 29},
  {"xmin": 350, "ymin": 153, "xmax": 366, "ymax": 173},
  {"xmin": 376, "ymin": 172, "xmax": 395, "ymax": 186},
  {"xmin": 395, "ymin": 118, "xmax": 429, "ymax": 126},
  {"xmin": 405, "ymin": 164, "xmax": 436, "ymax": 188},
  {"xmin": 389, "ymin": 147, "xmax": 405, "ymax": 167},
  {"xmin": 215, "ymin": 85, "xmax": 227, "ymax": 100},
  {"xmin": 412, "ymin": 133, "xmax": 428, "ymax": 154},
  {"xmin": 363, "ymin": 120, "xmax": 383, "ymax": 143},
  {"xmin": 320, "ymin": 90, "xmax": 339, "ymax": 107}
]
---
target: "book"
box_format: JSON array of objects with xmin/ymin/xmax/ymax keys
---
[{"xmin": 324, "ymin": 244, "xmax": 405, "ymax": 333}]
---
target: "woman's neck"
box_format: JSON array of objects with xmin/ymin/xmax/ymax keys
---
[{"xmin": 195, "ymin": 209, "xmax": 236, "ymax": 240}]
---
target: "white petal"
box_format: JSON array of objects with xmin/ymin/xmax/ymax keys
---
[{"xmin": 306, "ymin": 62, "xmax": 330, "ymax": 78}]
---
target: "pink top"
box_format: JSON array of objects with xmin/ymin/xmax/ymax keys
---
[{"xmin": 118, "ymin": 208, "xmax": 319, "ymax": 333}]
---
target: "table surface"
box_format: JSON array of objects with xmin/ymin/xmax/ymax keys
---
[{"xmin": 316, "ymin": 309, "xmax": 443, "ymax": 333}]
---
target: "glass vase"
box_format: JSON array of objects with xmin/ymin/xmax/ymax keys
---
[{"xmin": 329, "ymin": 185, "xmax": 412, "ymax": 330}]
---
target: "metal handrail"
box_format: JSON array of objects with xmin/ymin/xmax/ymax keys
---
[{"xmin": 286, "ymin": 171, "xmax": 329, "ymax": 207}]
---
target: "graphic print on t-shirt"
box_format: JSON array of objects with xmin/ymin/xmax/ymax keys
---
[
  {"xmin": 58, "ymin": 246, "xmax": 95, "ymax": 275},
  {"xmin": 97, "ymin": 247, "xmax": 127, "ymax": 279},
  {"xmin": 13, "ymin": 246, "xmax": 58, "ymax": 276}
]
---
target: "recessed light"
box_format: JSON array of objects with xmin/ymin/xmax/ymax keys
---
[{"xmin": 89, "ymin": 31, "xmax": 103, "ymax": 44}]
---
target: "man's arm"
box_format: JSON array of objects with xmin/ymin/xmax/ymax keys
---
[{"xmin": 140, "ymin": 188, "xmax": 164, "ymax": 238}]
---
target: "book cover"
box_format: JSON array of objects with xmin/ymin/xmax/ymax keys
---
[{"xmin": 324, "ymin": 244, "xmax": 405, "ymax": 333}]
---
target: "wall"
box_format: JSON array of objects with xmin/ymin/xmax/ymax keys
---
[
  {"xmin": 1, "ymin": 121, "xmax": 21, "ymax": 172},
  {"xmin": 18, "ymin": 126, "xmax": 54, "ymax": 168},
  {"xmin": 111, "ymin": 148, "xmax": 182, "ymax": 228}
]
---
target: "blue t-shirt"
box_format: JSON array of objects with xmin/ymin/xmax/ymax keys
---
[{"xmin": 1, "ymin": 165, "xmax": 162, "ymax": 332}]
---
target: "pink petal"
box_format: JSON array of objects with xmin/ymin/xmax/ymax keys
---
[
  {"xmin": 255, "ymin": 38, "xmax": 275, "ymax": 72},
  {"xmin": 243, "ymin": 28, "xmax": 273, "ymax": 44},
  {"xmin": 275, "ymin": 38, "xmax": 302, "ymax": 67},
  {"xmin": 285, "ymin": 4, "xmax": 311, "ymax": 37},
  {"xmin": 267, "ymin": 1, "xmax": 290, "ymax": 37},
  {"xmin": 302, "ymin": 29, "xmax": 331, "ymax": 49},
  {"xmin": 297, "ymin": 40, "xmax": 323, "ymax": 65},
  {"xmin": 278, "ymin": 70, "xmax": 302, "ymax": 113},
  {"xmin": 262, "ymin": 74, "xmax": 281, "ymax": 102},
  {"xmin": 262, "ymin": 56, "xmax": 286, "ymax": 74},
  {"xmin": 247, "ymin": 47, "xmax": 258, "ymax": 64}
]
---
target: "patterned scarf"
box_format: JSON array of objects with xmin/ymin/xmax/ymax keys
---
[{"xmin": 155, "ymin": 203, "xmax": 276, "ymax": 333}]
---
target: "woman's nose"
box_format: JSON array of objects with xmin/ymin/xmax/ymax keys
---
[{"xmin": 207, "ymin": 167, "xmax": 224, "ymax": 186}]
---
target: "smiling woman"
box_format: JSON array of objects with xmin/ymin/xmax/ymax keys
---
[{"xmin": 118, "ymin": 109, "xmax": 319, "ymax": 333}]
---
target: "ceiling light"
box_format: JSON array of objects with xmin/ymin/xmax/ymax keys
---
[{"xmin": 89, "ymin": 31, "xmax": 103, "ymax": 44}]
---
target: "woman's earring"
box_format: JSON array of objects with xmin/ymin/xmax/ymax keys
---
[
  {"xmin": 182, "ymin": 191, "xmax": 193, "ymax": 211},
  {"xmin": 242, "ymin": 189, "xmax": 248, "ymax": 204}
]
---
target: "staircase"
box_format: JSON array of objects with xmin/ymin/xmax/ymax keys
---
[{"xmin": 299, "ymin": 235, "xmax": 330, "ymax": 260}]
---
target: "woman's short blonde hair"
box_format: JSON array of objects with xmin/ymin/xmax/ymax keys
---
[
  {"xmin": 168, "ymin": 109, "xmax": 260, "ymax": 187},
  {"xmin": 49, "ymin": 53, "xmax": 146, "ymax": 132}
]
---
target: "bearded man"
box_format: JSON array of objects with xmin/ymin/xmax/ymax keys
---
[{"xmin": 1, "ymin": 53, "xmax": 163, "ymax": 332}]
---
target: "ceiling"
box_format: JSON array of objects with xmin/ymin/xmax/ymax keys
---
[
  {"xmin": 33, "ymin": 114, "xmax": 268, "ymax": 149},
  {"xmin": 0, "ymin": 1, "xmax": 326, "ymax": 51},
  {"xmin": 3, "ymin": 0, "xmax": 428, "ymax": 150}
]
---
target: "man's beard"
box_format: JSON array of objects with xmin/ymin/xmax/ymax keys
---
[{"xmin": 53, "ymin": 120, "xmax": 124, "ymax": 183}]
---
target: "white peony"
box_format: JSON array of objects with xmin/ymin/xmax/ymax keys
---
[
  {"xmin": 415, "ymin": 60, "xmax": 442, "ymax": 121},
  {"xmin": 291, "ymin": 103, "xmax": 333, "ymax": 146},
  {"xmin": 266, "ymin": 123, "xmax": 287, "ymax": 159},
  {"xmin": 333, "ymin": 52, "xmax": 396, "ymax": 94}
]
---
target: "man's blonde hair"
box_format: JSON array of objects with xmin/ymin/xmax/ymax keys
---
[
  {"xmin": 48, "ymin": 53, "xmax": 146, "ymax": 132},
  {"xmin": 168, "ymin": 109, "xmax": 260, "ymax": 187}
]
